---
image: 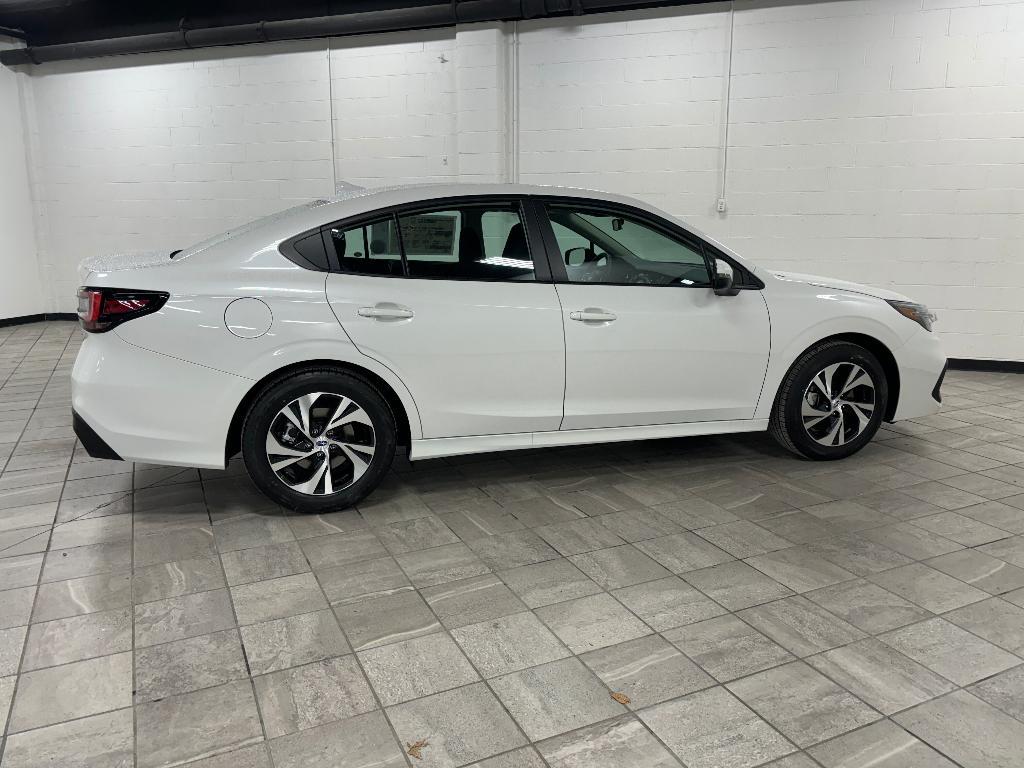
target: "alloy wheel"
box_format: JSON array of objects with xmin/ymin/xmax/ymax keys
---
[
  {"xmin": 265, "ymin": 391, "xmax": 376, "ymax": 495},
  {"xmin": 801, "ymin": 362, "xmax": 876, "ymax": 447}
]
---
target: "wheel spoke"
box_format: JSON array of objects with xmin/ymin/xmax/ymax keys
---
[
  {"xmin": 324, "ymin": 396, "xmax": 353, "ymax": 431},
  {"xmin": 811, "ymin": 363, "xmax": 840, "ymax": 400},
  {"xmin": 338, "ymin": 442, "xmax": 373, "ymax": 483},
  {"xmin": 279, "ymin": 408, "xmax": 307, "ymax": 437},
  {"xmin": 840, "ymin": 365, "xmax": 870, "ymax": 396},
  {"xmin": 266, "ymin": 432, "xmax": 315, "ymax": 472},
  {"xmin": 801, "ymin": 398, "xmax": 831, "ymax": 429},
  {"xmin": 270, "ymin": 453, "xmax": 314, "ymax": 472},
  {"xmin": 842, "ymin": 399, "xmax": 874, "ymax": 414},
  {"xmin": 294, "ymin": 393, "xmax": 321, "ymax": 436},
  {"xmin": 809, "ymin": 371, "xmax": 831, "ymax": 401},
  {"xmin": 328, "ymin": 403, "xmax": 373, "ymax": 431},
  {"xmin": 825, "ymin": 409, "xmax": 846, "ymax": 446},
  {"xmin": 844, "ymin": 402, "xmax": 873, "ymax": 434},
  {"xmin": 322, "ymin": 459, "xmax": 334, "ymax": 495},
  {"xmin": 287, "ymin": 457, "xmax": 329, "ymax": 494}
]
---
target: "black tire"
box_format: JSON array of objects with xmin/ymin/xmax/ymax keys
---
[
  {"xmin": 241, "ymin": 368, "xmax": 396, "ymax": 512},
  {"xmin": 769, "ymin": 340, "xmax": 888, "ymax": 461}
]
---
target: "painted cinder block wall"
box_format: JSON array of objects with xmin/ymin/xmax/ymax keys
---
[
  {"xmin": 9, "ymin": 0, "xmax": 1024, "ymax": 359},
  {"xmin": 0, "ymin": 37, "xmax": 44, "ymax": 319}
]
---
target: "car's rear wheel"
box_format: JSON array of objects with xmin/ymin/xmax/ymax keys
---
[
  {"xmin": 769, "ymin": 340, "xmax": 888, "ymax": 460},
  {"xmin": 241, "ymin": 368, "xmax": 396, "ymax": 512}
]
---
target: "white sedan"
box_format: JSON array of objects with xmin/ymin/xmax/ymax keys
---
[{"xmin": 72, "ymin": 184, "xmax": 946, "ymax": 512}]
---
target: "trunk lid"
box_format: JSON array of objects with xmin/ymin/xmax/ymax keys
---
[{"xmin": 78, "ymin": 251, "xmax": 176, "ymax": 283}]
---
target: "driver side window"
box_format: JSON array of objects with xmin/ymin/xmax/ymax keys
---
[{"xmin": 546, "ymin": 204, "xmax": 710, "ymax": 287}]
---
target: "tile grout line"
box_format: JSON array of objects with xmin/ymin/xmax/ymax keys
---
[
  {"xmin": 2, "ymin": 327, "xmax": 1024, "ymax": 764},
  {"xmin": 0, "ymin": 324, "xmax": 79, "ymax": 763},
  {"xmin": 301, "ymin": 528, "xmax": 420, "ymax": 768},
  {"xmin": 195, "ymin": 469, "xmax": 276, "ymax": 768}
]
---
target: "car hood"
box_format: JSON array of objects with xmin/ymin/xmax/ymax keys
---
[{"xmin": 769, "ymin": 271, "xmax": 912, "ymax": 302}]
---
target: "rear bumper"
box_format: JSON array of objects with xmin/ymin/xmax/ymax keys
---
[
  {"xmin": 72, "ymin": 331, "xmax": 252, "ymax": 469},
  {"xmin": 73, "ymin": 410, "xmax": 122, "ymax": 461}
]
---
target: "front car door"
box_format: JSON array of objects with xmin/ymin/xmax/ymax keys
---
[
  {"xmin": 324, "ymin": 197, "xmax": 566, "ymax": 439},
  {"xmin": 537, "ymin": 198, "xmax": 771, "ymax": 430}
]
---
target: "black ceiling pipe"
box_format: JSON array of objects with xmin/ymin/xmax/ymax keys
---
[
  {"xmin": 0, "ymin": 0, "xmax": 529, "ymax": 65},
  {"xmin": 0, "ymin": 0, "xmax": 704, "ymax": 66}
]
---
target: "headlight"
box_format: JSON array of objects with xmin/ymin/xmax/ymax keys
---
[{"xmin": 887, "ymin": 300, "xmax": 936, "ymax": 332}]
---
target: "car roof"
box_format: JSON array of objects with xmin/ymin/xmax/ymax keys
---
[
  {"xmin": 310, "ymin": 182, "xmax": 656, "ymax": 215},
  {"xmin": 182, "ymin": 182, "xmax": 754, "ymax": 273}
]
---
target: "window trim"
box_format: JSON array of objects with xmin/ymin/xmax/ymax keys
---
[
  {"xmin": 534, "ymin": 196, "xmax": 764, "ymax": 291},
  {"xmin": 282, "ymin": 195, "xmax": 551, "ymax": 284}
]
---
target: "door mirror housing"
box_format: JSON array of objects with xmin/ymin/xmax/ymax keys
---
[
  {"xmin": 712, "ymin": 259, "xmax": 740, "ymax": 296},
  {"xmin": 565, "ymin": 247, "xmax": 596, "ymax": 267}
]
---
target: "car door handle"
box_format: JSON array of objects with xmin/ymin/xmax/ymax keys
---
[
  {"xmin": 569, "ymin": 309, "xmax": 617, "ymax": 323},
  {"xmin": 357, "ymin": 304, "xmax": 414, "ymax": 320}
]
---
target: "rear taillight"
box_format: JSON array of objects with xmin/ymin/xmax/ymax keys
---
[{"xmin": 77, "ymin": 287, "xmax": 169, "ymax": 333}]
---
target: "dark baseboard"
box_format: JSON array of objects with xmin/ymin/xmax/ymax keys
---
[
  {"xmin": 0, "ymin": 312, "xmax": 76, "ymax": 328},
  {"xmin": 948, "ymin": 358, "xmax": 1024, "ymax": 374}
]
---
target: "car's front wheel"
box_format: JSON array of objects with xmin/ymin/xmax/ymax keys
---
[
  {"xmin": 241, "ymin": 368, "xmax": 396, "ymax": 512},
  {"xmin": 769, "ymin": 340, "xmax": 888, "ymax": 460}
]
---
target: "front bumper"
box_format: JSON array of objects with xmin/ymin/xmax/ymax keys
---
[
  {"xmin": 931, "ymin": 361, "xmax": 947, "ymax": 404},
  {"xmin": 72, "ymin": 331, "xmax": 251, "ymax": 469},
  {"xmin": 892, "ymin": 328, "xmax": 946, "ymax": 421}
]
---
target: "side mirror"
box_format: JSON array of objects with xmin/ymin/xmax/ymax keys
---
[
  {"xmin": 565, "ymin": 247, "xmax": 593, "ymax": 267},
  {"xmin": 713, "ymin": 259, "xmax": 740, "ymax": 296}
]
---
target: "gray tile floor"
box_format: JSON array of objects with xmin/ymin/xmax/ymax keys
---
[{"xmin": 1, "ymin": 320, "xmax": 1024, "ymax": 767}]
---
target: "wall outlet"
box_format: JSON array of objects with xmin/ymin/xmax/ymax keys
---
[{"xmin": 716, "ymin": 198, "xmax": 727, "ymax": 213}]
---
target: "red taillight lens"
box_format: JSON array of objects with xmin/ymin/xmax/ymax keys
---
[
  {"xmin": 76, "ymin": 287, "xmax": 168, "ymax": 333},
  {"xmin": 78, "ymin": 288, "xmax": 103, "ymax": 324},
  {"xmin": 103, "ymin": 297, "xmax": 152, "ymax": 315}
]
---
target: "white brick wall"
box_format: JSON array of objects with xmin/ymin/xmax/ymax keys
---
[
  {"xmin": 12, "ymin": 3, "xmax": 1024, "ymax": 360},
  {"xmin": 724, "ymin": 0, "xmax": 1024, "ymax": 360},
  {"xmin": 517, "ymin": 4, "xmax": 731, "ymax": 223},
  {"xmin": 330, "ymin": 30, "xmax": 457, "ymax": 185},
  {"xmin": 27, "ymin": 41, "xmax": 335, "ymax": 308},
  {"xmin": 516, "ymin": 0, "xmax": 1024, "ymax": 360},
  {"xmin": 0, "ymin": 37, "xmax": 44, "ymax": 318}
]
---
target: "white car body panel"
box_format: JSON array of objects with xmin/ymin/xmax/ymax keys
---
[
  {"xmin": 327, "ymin": 275, "xmax": 565, "ymax": 438},
  {"xmin": 555, "ymin": 283, "xmax": 770, "ymax": 428},
  {"xmin": 71, "ymin": 182, "xmax": 945, "ymax": 470},
  {"xmin": 413, "ymin": 419, "xmax": 770, "ymax": 460}
]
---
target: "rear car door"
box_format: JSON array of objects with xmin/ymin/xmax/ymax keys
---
[
  {"xmin": 538, "ymin": 199, "xmax": 771, "ymax": 430},
  {"xmin": 323, "ymin": 197, "xmax": 566, "ymax": 439}
]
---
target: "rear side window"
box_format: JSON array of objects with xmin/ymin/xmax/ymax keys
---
[
  {"xmin": 281, "ymin": 231, "xmax": 330, "ymax": 271},
  {"xmin": 286, "ymin": 200, "xmax": 538, "ymax": 281},
  {"xmin": 397, "ymin": 204, "xmax": 534, "ymax": 281},
  {"xmin": 328, "ymin": 217, "xmax": 403, "ymax": 276}
]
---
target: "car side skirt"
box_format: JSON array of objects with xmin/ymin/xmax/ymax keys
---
[{"xmin": 410, "ymin": 419, "xmax": 770, "ymax": 460}]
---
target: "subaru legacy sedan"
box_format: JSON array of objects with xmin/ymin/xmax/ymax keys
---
[{"xmin": 72, "ymin": 184, "xmax": 945, "ymax": 512}]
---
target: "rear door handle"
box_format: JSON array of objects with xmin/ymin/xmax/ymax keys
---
[
  {"xmin": 357, "ymin": 304, "xmax": 414, "ymax": 320},
  {"xmin": 569, "ymin": 308, "xmax": 617, "ymax": 323}
]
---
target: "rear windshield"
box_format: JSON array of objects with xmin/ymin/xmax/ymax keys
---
[{"xmin": 173, "ymin": 202, "xmax": 320, "ymax": 259}]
